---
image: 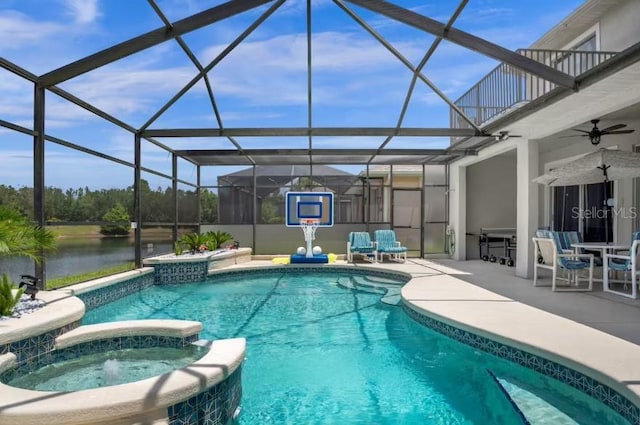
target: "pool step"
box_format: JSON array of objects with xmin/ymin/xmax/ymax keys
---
[
  {"xmin": 336, "ymin": 276, "xmax": 403, "ymax": 305},
  {"xmin": 488, "ymin": 370, "xmax": 579, "ymax": 425}
]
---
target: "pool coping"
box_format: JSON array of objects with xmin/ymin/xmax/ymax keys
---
[
  {"xmin": 0, "ymin": 290, "xmax": 85, "ymax": 346},
  {"xmin": 143, "ymin": 247, "xmax": 252, "ymax": 269},
  {"xmin": 54, "ymin": 320, "xmax": 203, "ymax": 349}
]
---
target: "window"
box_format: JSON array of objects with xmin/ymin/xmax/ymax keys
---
[{"xmin": 572, "ymin": 34, "xmax": 596, "ymax": 75}]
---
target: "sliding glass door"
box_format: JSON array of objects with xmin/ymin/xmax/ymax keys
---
[
  {"xmin": 552, "ymin": 185, "xmax": 579, "ymax": 232},
  {"xmin": 552, "ymin": 182, "xmax": 613, "ymax": 242}
]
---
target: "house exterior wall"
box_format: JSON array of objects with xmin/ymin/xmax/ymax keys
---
[
  {"xmin": 449, "ymin": 0, "xmax": 640, "ymax": 276},
  {"xmin": 465, "ymin": 154, "xmax": 517, "ymax": 259},
  {"xmin": 599, "ymin": 0, "xmax": 640, "ymax": 51}
]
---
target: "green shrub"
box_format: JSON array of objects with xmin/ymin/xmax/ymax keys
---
[
  {"xmin": 0, "ymin": 273, "xmax": 24, "ymax": 317},
  {"xmin": 100, "ymin": 203, "xmax": 131, "ymax": 236}
]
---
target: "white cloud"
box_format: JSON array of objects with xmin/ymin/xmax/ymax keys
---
[
  {"xmin": 0, "ymin": 11, "xmax": 63, "ymax": 49},
  {"xmin": 60, "ymin": 65, "xmax": 197, "ymax": 121},
  {"xmin": 62, "ymin": 0, "xmax": 100, "ymax": 24}
]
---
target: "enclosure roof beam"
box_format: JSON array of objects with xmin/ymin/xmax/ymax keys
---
[
  {"xmin": 0, "ymin": 57, "xmax": 38, "ymax": 82},
  {"xmin": 38, "ymin": 0, "xmax": 274, "ymax": 87},
  {"xmin": 0, "ymin": 119, "xmax": 37, "ymax": 136},
  {"xmin": 175, "ymin": 148, "xmax": 477, "ymax": 156},
  {"xmin": 47, "ymin": 86, "xmax": 137, "ymax": 133},
  {"xmin": 344, "ymin": 0, "xmax": 576, "ymax": 90},
  {"xmin": 143, "ymin": 127, "xmax": 480, "ymax": 137}
]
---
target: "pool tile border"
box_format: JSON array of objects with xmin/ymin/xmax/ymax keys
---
[
  {"xmin": 208, "ymin": 265, "xmax": 411, "ymax": 283},
  {"xmin": 168, "ymin": 366, "xmax": 242, "ymax": 425},
  {"xmin": 0, "ymin": 320, "xmax": 81, "ymax": 368},
  {"xmin": 403, "ymin": 304, "xmax": 640, "ymax": 425},
  {"xmin": 153, "ymin": 261, "xmax": 209, "ymax": 285},
  {"xmin": 78, "ymin": 272, "xmax": 155, "ymax": 311}
]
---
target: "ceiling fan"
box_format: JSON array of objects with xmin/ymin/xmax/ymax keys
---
[{"xmin": 565, "ymin": 119, "xmax": 635, "ymax": 145}]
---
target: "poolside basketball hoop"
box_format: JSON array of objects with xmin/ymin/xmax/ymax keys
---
[{"xmin": 300, "ymin": 219, "xmax": 319, "ymax": 258}]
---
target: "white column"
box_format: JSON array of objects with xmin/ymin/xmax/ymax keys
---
[
  {"xmin": 516, "ymin": 138, "xmax": 539, "ymax": 278},
  {"xmin": 449, "ymin": 162, "xmax": 466, "ymax": 260}
]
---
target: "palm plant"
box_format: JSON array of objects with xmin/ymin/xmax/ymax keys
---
[
  {"xmin": 178, "ymin": 232, "xmax": 213, "ymax": 253},
  {"xmin": 0, "ymin": 206, "xmax": 57, "ymax": 262},
  {"xmin": 0, "ymin": 206, "xmax": 55, "ymax": 316},
  {"xmin": 204, "ymin": 230, "xmax": 233, "ymax": 250},
  {"xmin": 0, "ymin": 274, "xmax": 24, "ymax": 317},
  {"xmin": 176, "ymin": 231, "xmax": 234, "ymax": 254}
]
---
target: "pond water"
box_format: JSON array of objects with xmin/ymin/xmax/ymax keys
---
[{"xmin": 0, "ymin": 238, "xmax": 171, "ymax": 281}]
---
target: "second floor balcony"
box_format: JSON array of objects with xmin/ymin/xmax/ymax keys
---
[{"xmin": 451, "ymin": 49, "xmax": 617, "ymax": 133}]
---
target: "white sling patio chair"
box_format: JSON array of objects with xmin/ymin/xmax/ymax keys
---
[
  {"xmin": 603, "ymin": 231, "xmax": 640, "ymax": 299},
  {"xmin": 532, "ymin": 235, "xmax": 594, "ymax": 291},
  {"xmin": 374, "ymin": 229, "xmax": 407, "ymax": 263},
  {"xmin": 346, "ymin": 232, "xmax": 377, "ymax": 263}
]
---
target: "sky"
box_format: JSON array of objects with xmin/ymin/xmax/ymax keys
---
[{"xmin": 0, "ymin": 0, "xmax": 586, "ymax": 190}]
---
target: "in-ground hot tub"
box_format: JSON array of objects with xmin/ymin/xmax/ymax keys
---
[{"xmin": 0, "ymin": 320, "xmax": 245, "ymax": 425}]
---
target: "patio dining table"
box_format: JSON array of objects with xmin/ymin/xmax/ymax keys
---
[{"xmin": 571, "ymin": 241, "xmax": 628, "ymax": 257}]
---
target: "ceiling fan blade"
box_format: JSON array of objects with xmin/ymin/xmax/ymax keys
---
[
  {"xmin": 560, "ymin": 134, "xmax": 588, "ymax": 138},
  {"xmin": 602, "ymin": 129, "xmax": 635, "ymax": 135},
  {"xmin": 600, "ymin": 124, "xmax": 626, "ymax": 132},
  {"xmin": 571, "ymin": 129, "xmax": 591, "ymax": 134}
]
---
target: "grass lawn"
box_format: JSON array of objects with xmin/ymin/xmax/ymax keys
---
[
  {"xmin": 47, "ymin": 225, "xmax": 173, "ymax": 240},
  {"xmin": 47, "ymin": 225, "xmax": 102, "ymax": 238},
  {"xmin": 47, "ymin": 262, "xmax": 136, "ymax": 289}
]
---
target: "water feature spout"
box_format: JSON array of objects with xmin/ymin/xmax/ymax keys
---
[
  {"xmin": 103, "ymin": 359, "xmax": 121, "ymax": 386},
  {"xmin": 19, "ymin": 275, "xmax": 39, "ymax": 300}
]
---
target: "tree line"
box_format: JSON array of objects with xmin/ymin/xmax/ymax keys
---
[{"xmin": 0, "ymin": 181, "xmax": 219, "ymax": 224}]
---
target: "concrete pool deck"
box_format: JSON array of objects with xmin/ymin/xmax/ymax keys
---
[{"xmin": 230, "ymin": 257, "xmax": 640, "ymax": 410}]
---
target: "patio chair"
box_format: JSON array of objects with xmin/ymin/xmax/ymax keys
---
[
  {"xmin": 532, "ymin": 236, "xmax": 594, "ymax": 291},
  {"xmin": 603, "ymin": 231, "xmax": 640, "ymax": 299},
  {"xmin": 346, "ymin": 232, "xmax": 377, "ymax": 263},
  {"xmin": 374, "ymin": 229, "xmax": 407, "ymax": 263},
  {"xmin": 563, "ymin": 231, "xmax": 602, "ymax": 266}
]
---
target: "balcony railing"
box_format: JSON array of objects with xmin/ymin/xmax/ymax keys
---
[{"xmin": 451, "ymin": 49, "xmax": 617, "ymax": 132}]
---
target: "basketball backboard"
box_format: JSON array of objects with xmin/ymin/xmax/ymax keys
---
[{"xmin": 285, "ymin": 192, "xmax": 334, "ymax": 227}]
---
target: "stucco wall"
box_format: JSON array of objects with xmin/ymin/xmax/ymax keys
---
[
  {"xmin": 599, "ymin": 0, "xmax": 640, "ymax": 51},
  {"xmin": 465, "ymin": 153, "xmax": 517, "ymax": 259}
]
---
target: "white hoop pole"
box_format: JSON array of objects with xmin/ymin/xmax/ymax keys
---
[{"xmin": 301, "ymin": 220, "xmax": 319, "ymax": 258}]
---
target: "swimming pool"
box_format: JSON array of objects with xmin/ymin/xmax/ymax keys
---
[{"xmin": 82, "ymin": 270, "xmax": 628, "ymax": 424}]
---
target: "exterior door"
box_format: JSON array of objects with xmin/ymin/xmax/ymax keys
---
[
  {"xmin": 552, "ymin": 183, "xmax": 613, "ymax": 242},
  {"xmin": 392, "ymin": 189, "xmax": 422, "ymax": 256}
]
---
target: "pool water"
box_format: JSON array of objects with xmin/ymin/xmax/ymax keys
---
[
  {"xmin": 82, "ymin": 272, "xmax": 628, "ymax": 425},
  {"xmin": 7, "ymin": 346, "xmax": 206, "ymax": 391}
]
